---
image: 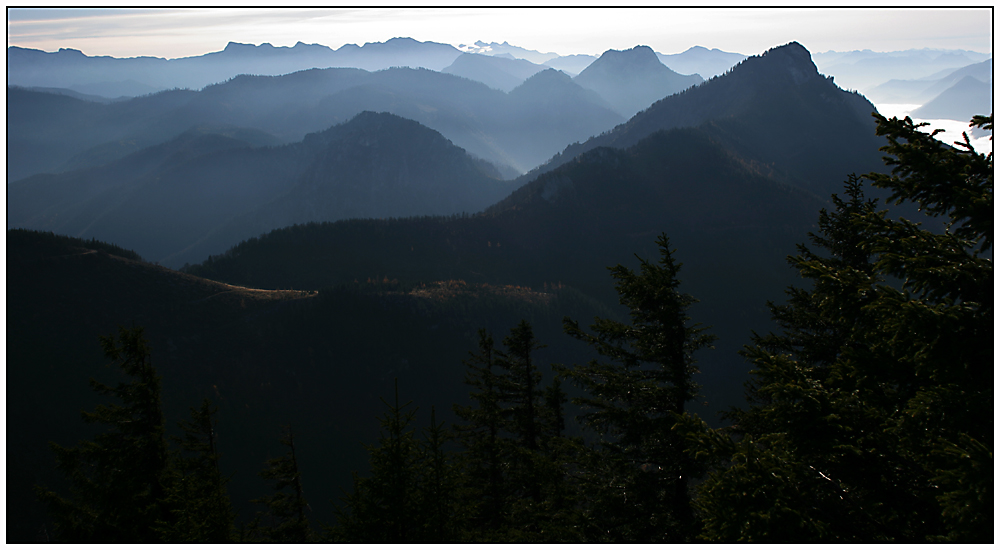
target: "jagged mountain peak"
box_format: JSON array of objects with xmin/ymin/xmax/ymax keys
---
[{"xmin": 737, "ymin": 41, "xmax": 819, "ymax": 83}]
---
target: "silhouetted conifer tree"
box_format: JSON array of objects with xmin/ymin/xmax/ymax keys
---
[
  {"xmin": 36, "ymin": 326, "xmax": 171, "ymax": 542},
  {"xmin": 156, "ymin": 398, "xmax": 236, "ymax": 542},
  {"xmin": 562, "ymin": 235, "xmax": 715, "ymax": 542},
  {"xmin": 330, "ymin": 380, "xmax": 422, "ymax": 542},
  {"xmin": 454, "ymin": 324, "xmax": 580, "ymax": 541},
  {"xmin": 693, "ymin": 115, "xmax": 992, "ymax": 542},
  {"xmin": 416, "ymin": 405, "xmax": 459, "ymax": 541},
  {"xmin": 452, "ymin": 329, "xmax": 509, "ymax": 538},
  {"xmin": 249, "ymin": 426, "xmax": 311, "ymax": 542}
]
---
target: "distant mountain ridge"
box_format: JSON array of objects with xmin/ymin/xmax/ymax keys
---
[
  {"xmin": 521, "ymin": 42, "xmax": 884, "ymax": 200},
  {"xmin": 812, "ymin": 47, "xmax": 991, "ymax": 93},
  {"xmin": 866, "ymin": 58, "xmax": 992, "ymax": 105},
  {"xmin": 7, "ymin": 37, "xmax": 463, "ymax": 97},
  {"xmin": 457, "ymin": 40, "xmax": 559, "ymax": 64},
  {"xmin": 8, "ymin": 64, "xmax": 624, "ymax": 181},
  {"xmin": 656, "ymin": 46, "xmax": 747, "ymax": 78},
  {"xmin": 8, "ymin": 112, "xmax": 517, "ymax": 266}
]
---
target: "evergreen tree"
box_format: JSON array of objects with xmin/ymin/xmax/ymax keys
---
[
  {"xmin": 452, "ymin": 329, "xmax": 508, "ymax": 538},
  {"xmin": 156, "ymin": 399, "xmax": 236, "ymax": 542},
  {"xmin": 562, "ymin": 235, "xmax": 715, "ymax": 542},
  {"xmin": 36, "ymin": 326, "xmax": 171, "ymax": 542},
  {"xmin": 415, "ymin": 405, "xmax": 460, "ymax": 541},
  {"xmin": 453, "ymin": 324, "xmax": 580, "ymax": 541},
  {"xmin": 692, "ymin": 177, "xmax": 896, "ymax": 542},
  {"xmin": 863, "ymin": 114, "xmax": 992, "ymax": 542},
  {"xmin": 497, "ymin": 320, "xmax": 546, "ymax": 506},
  {"xmin": 694, "ymin": 115, "xmax": 992, "ymax": 542},
  {"xmin": 330, "ymin": 380, "xmax": 422, "ymax": 542},
  {"xmin": 249, "ymin": 426, "xmax": 311, "ymax": 542},
  {"xmin": 500, "ymin": 321, "xmax": 586, "ymax": 541}
]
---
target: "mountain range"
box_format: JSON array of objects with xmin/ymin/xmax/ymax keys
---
[
  {"xmin": 866, "ymin": 58, "xmax": 992, "ymax": 104},
  {"xmin": 8, "ymin": 39, "xmax": 988, "ymax": 542},
  {"xmin": 5, "ymin": 38, "xmax": 747, "ymax": 100},
  {"xmin": 811, "ymin": 47, "xmax": 991, "ymax": 93},
  {"xmin": 9, "ymin": 112, "xmax": 516, "ymax": 266},
  {"xmin": 7, "ymin": 37, "xmax": 464, "ymax": 96},
  {"xmin": 519, "ymin": 42, "xmax": 884, "ymax": 201},
  {"xmin": 8, "ymin": 63, "xmax": 625, "ymax": 181}
]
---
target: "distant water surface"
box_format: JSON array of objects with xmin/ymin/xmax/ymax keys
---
[{"xmin": 876, "ymin": 103, "xmax": 992, "ymax": 154}]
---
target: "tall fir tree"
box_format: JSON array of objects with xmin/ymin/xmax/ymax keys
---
[
  {"xmin": 453, "ymin": 324, "xmax": 579, "ymax": 541},
  {"xmin": 330, "ymin": 380, "xmax": 423, "ymax": 542},
  {"xmin": 415, "ymin": 405, "xmax": 460, "ymax": 541},
  {"xmin": 249, "ymin": 426, "xmax": 311, "ymax": 542},
  {"xmin": 452, "ymin": 329, "xmax": 508, "ymax": 539},
  {"xmin": 156, "ymin": 398, "xmax": 236, "ymax": 542},
  {"xmin": 693, "ymin": 115, "xmax": 992, "ymax": 542},
  {"xmin": 497, "ymin": 320, "xmax": 546, "ymax": 508},
  {"xmin": 562, "ymin": 235, "xmax": 715, "ymax": 542},
  {"xmin": 36, "ymin": 326, "xmax": 171, "ymax": 542}
]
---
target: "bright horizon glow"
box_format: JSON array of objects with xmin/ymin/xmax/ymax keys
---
[{"xmin": 7, "ymin": 7, "xmax": 993, "ymax": 60}]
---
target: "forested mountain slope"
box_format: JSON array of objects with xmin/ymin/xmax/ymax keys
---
[
  {"xmin": 8, "ymin": 229, "xmax": 610, "ymax": 542},
  {"xmin": 186, "ymin": 125, "xmax": 828, "ymax": 422}
]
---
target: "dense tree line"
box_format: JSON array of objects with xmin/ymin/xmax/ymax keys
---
[{"xmin": 37, "ymin": 114, "xmax": 991, "ymax": 542}]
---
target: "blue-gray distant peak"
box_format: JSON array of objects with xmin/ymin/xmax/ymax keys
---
[
  {"xmin": 574, "ymin": 44, "xmax": 703, "ymax": 119},
  {"xmin": 590, "ymin": 45, "xmax": 662, "ymax": 70}
]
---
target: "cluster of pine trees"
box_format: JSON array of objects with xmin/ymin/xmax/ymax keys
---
[{"xmin": 37, "ymin": 114, "xmax": 991, "ymax": 542}]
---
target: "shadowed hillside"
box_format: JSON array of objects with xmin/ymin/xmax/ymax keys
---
[{"xmin": 8, "ymin": 229, "xmax": 612, "ymax": 542}]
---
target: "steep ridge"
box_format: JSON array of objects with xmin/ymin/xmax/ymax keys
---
[
  {"xmin": 574, "ymin": 45, "xmax": 703, "ymax": 118},
  {"xmin": 522, "ymin": 42, "xmax": 884, "ymax": 200},
  {"xmin": 9, "ymin": 112, "xmax": 515, "ymax": 267}
]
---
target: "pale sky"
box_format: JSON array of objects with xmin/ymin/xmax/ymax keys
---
[{"xmin": 6, "ymin": 6, "xmax": 994, "ymax": 60}]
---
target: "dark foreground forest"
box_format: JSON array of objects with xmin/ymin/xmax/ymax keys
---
[{"xmin": 30, "ymin": 114, "xmax": 992, "ymax": 542}]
